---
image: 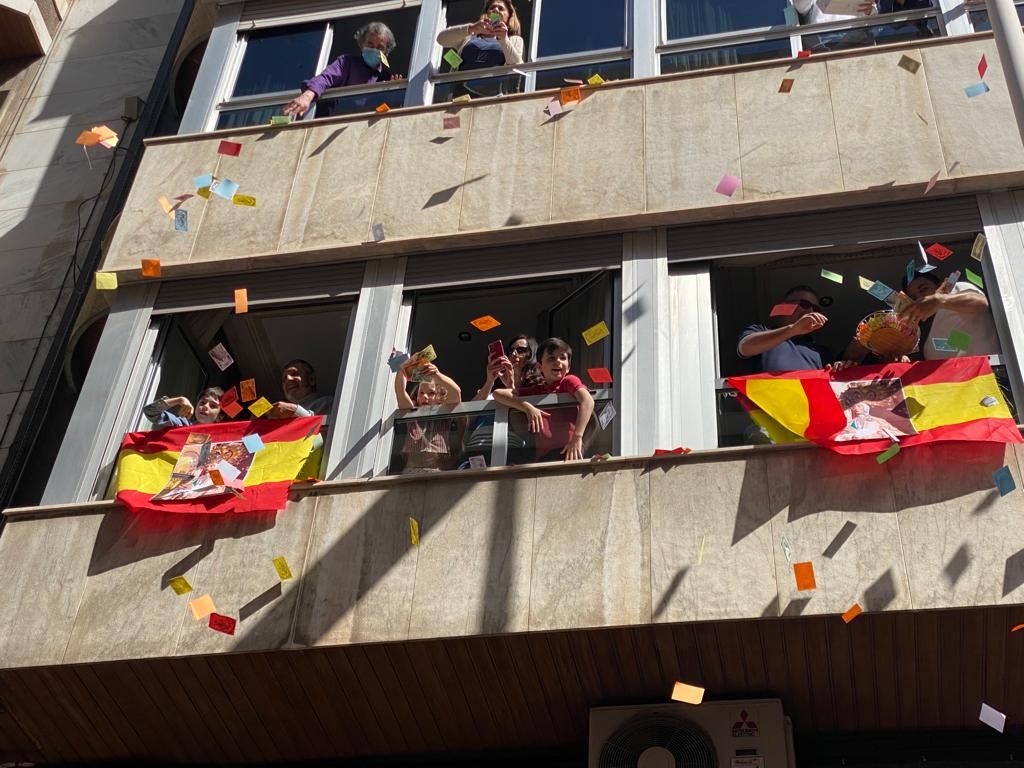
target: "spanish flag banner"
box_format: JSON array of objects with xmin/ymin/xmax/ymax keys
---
[
  {"xmin": 115, "ymin": 416, "xmax": 322, "ymax": 514},
  {"xmin": 728, "ymin": 357, "xmax": 1021, "ymax": 455}
]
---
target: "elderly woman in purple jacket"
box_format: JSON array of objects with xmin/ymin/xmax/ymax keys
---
[{"xmin": 283, "ymin": 22, "xmax": 404, "ymax": 118}]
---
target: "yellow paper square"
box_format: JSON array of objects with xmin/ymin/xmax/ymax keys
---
[
  {"xmin": 587, "ymin": 73, "xmax": 605, "ymax": 86},
  {"xmin": 158, "ymin": 196, "xmax": 174, "ymax": 218},
  {"xmin": 858, "ymin": 276, "xmax": 873, "ymax": 291},
  {"xmin": 248, "ymin": 396, "xmax": 273, "ymax": 418},
  {"xmin": 273, "ymin": 556, "xmax": 293, "ymax": 580},
  {"xmin": 671, "ymin": 681, "xmax": 705, "ymax": 705},
  {"xmin": 409, "ymin": 517, "xmax": 420, "ymax": 547},
  {"xmin": 168, "ymin": 576, "xmax": 193, "ymax": 595},
  {"xmin": 189, "ymin": 594, "xmax": 216, "ymax": 621},
  {"xmin": 232, "ymin": 194, "xmax": 257, "ymax": 207},
  {"xmin": 94, "ymin": 271, "xmax": 118, "ymax": 291},
  {"xmin": 197, "ymin": 186, "xmax": 212, "ymax": 199},
  {"xmin": 582, "ymin": 321, "xmax": 610, "ymax": 346}
]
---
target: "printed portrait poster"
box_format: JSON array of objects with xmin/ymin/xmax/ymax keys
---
[
  {"xmin": 152, "ymin": 433, "xmax": 254, "ymax": 501},
  {"xmin": 830, "ymin": 377, "xmax": 918, "ymax": 442}
]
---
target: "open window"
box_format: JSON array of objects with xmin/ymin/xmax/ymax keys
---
[
  {"xmin": 384, "ymin": 267, "xmax": 617, "ymax": 474},
  {"xmin": 711, "ymin": 234, "xmax": 1013, "ymax": 446}
]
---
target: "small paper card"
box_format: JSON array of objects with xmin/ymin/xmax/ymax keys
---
[
  {"xmin": 232, "ymin": 194, "xmax": 257, "ymax": 207},
  {"xmin": 372, "ymin": 223, "xmax": 385, "ymax": 242},
  {"xmin": 174, "ymin": 209, "xmax": 188, "ymax": 232},
  {"xmin": 197, "ymin": 186, "xmax": 212, "ymax": 199},
  {"xmin": 388, "ymin": 351, "xmax": 410, "ymax": 372},
  {"xmin": 269, "ymin": 115, "xmax": 292, "ymax": 126},
  {"xmin": 240, "ymin": 379, "xmax": 257, "ymax": 402},
  {"xmin": 932, "ymin": 338, "xmax": 957, "ymax": 353},
  {"xmin": 208, "ymin": 343, "xmax": 234, "ymax": 371},
  {"xmin": 876, "ymin": 442, "xmax": 901, "ymax": 464},
  {"xmin": 842, "ymin": 603, "xmax": 863, "ymax": 623},
  {"xmin": 779, "ymin": 78, "xmax": 795, "ymax": 93},
  {"xmin": 220, "ymin": 387, "xmax": 239, "ymax": 408},
  {"xmin": 212, "ymin": 179, "xmax": 240, "ymax": 200},
  {"xmin": 272, "ymin": 555, "xmax": 293, "ymax": 580},
  {"xmin": 216, "ymin": 460, "xmax": 241, "ymax": 484},
  {"xmin": 443, "ymin": 116, "xmax": 461, "ymax": 130},
  {"xmin": 242, "ymin": 434, "xmax": 265, "ymax": 454},
  {"xmin": 588, "ymin": 367, "xmax": 613, "ymax": 384},
  {"xmin": 468, "ymin": 455, "xmax": 487, "ymax": 469},
  {"xmin": 159, "ymin": 196, "xmax": 174, "ymax": 218},
  {"xmin": 770, "ymin": 303, "xmax": 798, "ymax": 317},
  {"xmin": 858, "ymin": 276, "xmax": 873, "ymax": 291},
  {"xmin": 965, "ymin": 81, "xmax": 991, "ymax": 98},
  {"xmin": 95, "ymin": 272, "xmax": 118, "ymax": 290},
  {"xmin": 868, "ymin": 281, "xmax": 894, "ymax": 301},
  {"xmin": 218, "ymin": 140, "xmax": 242, "ymax": 157},
  {"xmin": 898, "ymin": 55, "xmax": 921, "ymax": 74},
  {"xmin": 189, "ymin": 594, "xmax": 216, "ymax": 621},
  {"xmin": 375, "ymin": 103, "xmax": 390, "ymax": 113},
  {"xmin": 925, "ymin": 242, "xmax": 953, "ymax": 260},
  {"xmin": 972, "ymin": 233, "xmax": 987, "ymax": 261},
  {"xmin": 715, "ymin": 174, "xmax": 740, "ymax": 197},
  {"xmin": 141, "ymin": 259, "xmax": 162, "ymax": 278},
  {"xmin": 409, "ymin": 517, "xmax": 420, "ymax": 547},
  {"xmin": 559, "ymin": 86, "xmax": 581, "ymax": 105},
  {"xmin": 820, "ymin": 269, "xmax": 843, "ymax": 284},
  {"xmin": 75, "ymin": 129, "xmax": 100, "ymax": 146},
  {"xmin": 248, "ymin": 397, "xmax": 273, "ymax": 417},
  {"xmin": 195, "ymin": 173, "xmax": 214, "ymax": 189},
  {"xmin": 781, "ymin": 533, "xmax": 794, "ymax": 563},
  {"xmin": 168, "ymin": 576, "xmax": 193, "ymax": 595},
  {"xmin": 452, "ymin": 94, "xmax": 472, "ymax": 103},
  {"xmin": 470, "ymin": 315, "xmax": 501, "ymax": 331},
  {"xmin": 797, "ymin": 49, "xmax": 811, "ymax": 58},
  {"xmin": 582, "ymin": 321, "xmax": 610, "ymax": 346},
  {"xmin": 924, "ymin": 170, "xmax": 940, "ymax": 196},
  {"xmin": 221, "ymin": 401, "xmax": 243, "ymax": 418},
  {"xmin": 980, "ymin": 703, "xmax": 1006, "ymax": 733},
  {"xmin": 234, "ymin": 288, "xmax": 248, "ymax": 314},
  {"xmin": 208, "ymin": 613, "xmax": 237, "ymax": 636},
  {"xmin": 587, "ymin": 73, "xmax": 606, "ymax": 86},
  {"xmin": 966, "ymin": 268, "xmax": 985, "ymax": 289},
  {"xmin": 793, "ymin": 561, "xmax": 817, "ymax": 591},
  {"xmin": 545, "ymin": 99, "xmax": 563, "ymax": 117},
  {"xmin": 994, "ymin": 465, "xmax": 1016, "ymax": 497},
  {"xmin": 670, "ymin": 682, "xmax": 705, "ymax": 705},
  {"xmin": 598, "ymin": 402, "xmax": 617, "ymax": 430},
  {"xmin": 443, "ymin": 49, "xmax": 463, "ymax": 69},
  {"xmin": 948, "ymin": 329, "xmax": 972, "ymax": 351},
  {"xmin": 979, "ymin": 53, "xmax": 989, "ymax": 79}
]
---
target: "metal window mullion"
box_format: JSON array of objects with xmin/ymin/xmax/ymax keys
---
[
  {"xmin": 180, "ymin": 2, "xmax": 244, "ymax": 134},
  {"xmin": 491, "ymin": 407, "xmax": 509, "ymax": 467},
  {"xmin": 372, "ymin": 297, "xmax": 414, "ymax": 478},
  {"xmin": 406, "ymin": 0, "xmax": 442, "ymax": 107},
  {"xmin": 312, "ymin": 17, "xmax": 334, "ymax": 121},
  {"xmin": 210, "ymin": 30, "xmax": 250, "ymax": 131},
  {"xmin": 632, "ymin": 0, "xmax": 657, "ymax": 78}
]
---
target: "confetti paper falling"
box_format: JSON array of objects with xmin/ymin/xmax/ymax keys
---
[
  {"xmin": 877, "ymin": 442, "xmax": 901, "ymax": 464},
  {"xmin": 560, "ymin": 86, "xmax": 582, "ymax": 106},
  {"xmin": 820, "ymin": 269, "xmax": 843, "ymax": 284},
  {"xmin": 212, "ymin": 179, "xmax": 240, "ymax": 200},
  {"xmin": 189, "ymin": 594, "xmax": 216, "ymax": 621},
  {"xmin": 588, "ymin": 367, "xmax": 613, "ymax": 384},
  {"xmin": 898, "ymin": 55, "xmax": 921, "ymax": 74},
  {"xmin": 972, "ymin": 233, "xmax": 987, "ymax": 261},
  {"xmin": 470, "ymin": 315, "xmax": 501, "ymax": 331},
  {"xmin": 948, "ymin": 329, "xmax": 972, "ymax": 351},
  {"xmin": 248, "ymin": 397, "xmax": 273, "ymax": 418},
  {"xmin": 794, "ymin": 561, "xmax": 817, "ymax": 591},
  {"xmin": 670, "ymin": 682, "xmax": 705, "ymax": 705},
  {"xmin": 779, "ymin": 78, "xmax": 795, "ymax": 93},
  {"xmin": 842, "ymin": 603, "xmax": 863, "ymax": 623},
  {"xmin": 979, "ymin": 703, "xmax": 1006, "ymax": 733},
  {"xmin": 979, "ymin": 53, "xmax": 988, "ymax": 79},
  {"xmin": 770, "ymin": 303, "xmax": 798, "ymax": 317},
  {"xmin": 443, "ymin": 115, "xmax": 461, "ymax": 130},
  {"xmin": 208, "ymin": 343, "xmax": 234, "ymax": 371},
  {"xmin": 208, "ymin": 613, "xmax": 237, "ymax": 636},
  {"xmin": 715, "ymin": 174, "xmax": 740, "ymax": 197},
  {"xmin": 375, "ymin": 103, "xmax": 390, "ymax": 113},
  {"xmin": 240, "ymin": 379, "xmax": 257, "ymax": 402},
  {"xmin": 95, "ymin": 272, "xmax": 118, "ymax": 291},
  {"xmin": 409, "ymin": 517, "xmax": 420, "ymax": 547},
  {"xmin": 372, "ymin": 223, "xmax": 385, "ymax": 242},
  {"xmin": 443, "ymin": 49, "xmax": 463, "ymax": 69},
  {"xmin": 924, "ymin": 170, "xmax": 940, "ymax": 196},
  {"xmin": 965, "ymin": 81, "xmax": 990, "ymax": 98},
  {"xmin": 925, "ymin": 242, "xmax": 953, "ymax": 260},
  {"xmin": 598, "ymin": 402, "xmax": 617, "ymax": 430},
  {"xmin": 168, "ymin": 576, "xmax": 193, "ymax": 595},
  {"xmin": 966, "ymin": 268, "xmax": 985, "ymax": 289},
  {"xmin": 545, "ymin": 99, "xmax": 563, "ymax": 117},
  {"xmin": 174, "ymin": 209, "xmax": 188, "ymax": 232},
  {"xmin": 234, "ymin": 288, "xmax": 248, "ymax": 314},
  {"xmin": 587, "ymin": 73, "xmax": 606, "ymax": 86},
  {"xmin": 994, "ymin": 465, "xmax": 1016, "ymax": 497},
  {"xmin": 242, "ymin": 434, "xmax": 265, "ymax": 453},
  {"xmin": 220, "ymin": 387, "xmax": 239, "ymax": 408},
  {"xmin": 858, "ymin": 276, "xmax": 873, "ymax": 291},
  {"xmin": 582, "ymin": 321, "xmax": 610, "ymax": 346},
  {"xmin": 272, "ymin": 556, "xmax": 293, "ymax": 580},
  {"xmin": 217, "ymin": 140, "xmax": 242, "ymax": 157},
  {"xmin": 221, "ymin": 401, "xmax": 243, "ymax": 418},
  {"xmin": 141, "ymin": 259, "xmax": 162, "ymax": 278},
  {"xmin": 232, "ymin": 194, "xmax": 257, "ymax": 207}
]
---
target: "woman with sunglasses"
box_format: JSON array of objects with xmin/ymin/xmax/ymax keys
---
[{"xmin": 437, "ymin": 0, "xmax": 524, "ymax": 71}]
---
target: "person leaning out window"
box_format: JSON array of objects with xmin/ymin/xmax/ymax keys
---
[
  {"xmin": 283, "ymin": 22, "xmax": 404, "ymax": 119},
  {"xmin": 437, "ymin": 0, "xmax": 524, "ymax": 70}
]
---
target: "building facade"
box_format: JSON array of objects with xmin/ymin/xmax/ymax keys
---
[{"xmin": 4, "ymin": 0, "xmax": 1024, "ymax": 764}]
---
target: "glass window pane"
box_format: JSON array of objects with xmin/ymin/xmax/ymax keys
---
[
  {"xmin": 317, "ymin": 88, "xmax": 406, "ymax": 117},
  {"xmin": 536, "ymin": 0, "xmax": 627, "ymax": 58},
  {"xmin": 661, "ymin": 38, "xmax": 793, "ymax": 74},
  {"xmin": 969, "ymin": 4, "xmax": 1024, "ymax": 32},
  {"xmin": 432, "ymin": 73, "xmax": 524, "ymax": 101},
  {"xmin": 232, "ymin": 23, "xmax": 325, "ymax": 97},
  {"xmin": 666, "ymin": 0, "xmax": 787, "ymax": 40},
  {"xmin": 533, "ymin": 59, "xmax": 630, "ymax": 91},
  {"xmin": 444, "ymin": 0, "xmax": 534, "ymax": 60},
  {"xmin": 388, "ymin": 413, "xmax": 476, "ymax": 474},
  {"xmin": 330, "ymin": 8, "xmax": 421, "ymax": 81},
  {"xmin": 216, "ymin": 104, "xmax": 287, "ymax": 130},
  {"xmin": 801, "ymin": 16, "xmax": 939, "ymax": 54},
  {"xmin": 507, "ymin": 398, "xmax": 613, "ymax": 465}
]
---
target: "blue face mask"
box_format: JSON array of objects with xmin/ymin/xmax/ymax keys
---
[{"xmin": 362, "ymin": 47, "xmax": 382, "ymax": 68}]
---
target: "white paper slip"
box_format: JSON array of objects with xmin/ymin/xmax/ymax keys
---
[
  {"xmin": 598, "ymin": 403, "xmax": 617, "ymax": 430},
  {"xmin": 979, "ymin": 703, "xmax": 1006, "ymax": 733}
]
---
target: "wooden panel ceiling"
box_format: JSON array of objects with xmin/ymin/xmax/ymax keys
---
[{"xmin": 3, "ymin": 604, "xmax": 1024, "ymax": 765}]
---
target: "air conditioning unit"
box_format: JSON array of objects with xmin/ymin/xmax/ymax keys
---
[{"xmin": 589, "ymin": 699, "xmax": 795, "ymax": 768}]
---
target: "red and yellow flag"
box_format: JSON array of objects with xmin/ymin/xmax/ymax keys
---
[
  {"xmin": 728, "ymin": 357, "xmax": 1021, "ymax": 454},
  {"xmin": 116, "ymin": 417, "xmax": 322, "ymax": 514}
]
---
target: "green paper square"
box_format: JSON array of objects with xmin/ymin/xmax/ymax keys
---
[
  {"xmin": 443, "ymin": 49, "xmax": 463, "ymax": 70},
  {"xmin": 876, "ymin": 443, "xmax": 900, "ymax": 464},
  {"xmin": 821, "ymin": 268, "xmax": 843, "ymax": 284},
  {"xmin": 948, "ymin": 329, "xmax": 972, "ymax": 351},
  {"xmin": 965, "ymin": 268, "xmax": 985, "ymax": 289}
]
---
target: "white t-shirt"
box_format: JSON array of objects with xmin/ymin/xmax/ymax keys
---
[
  {"xmin": 924, "ymin": 282, "xmax": 1001, "ymax": 359},
  {"xmin": 792, "ymin": 0, "xmax": 869, "ymax": 24}
]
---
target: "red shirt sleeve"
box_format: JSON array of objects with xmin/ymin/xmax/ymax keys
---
[{"xmin": 558, "ymin": 374, "xmax": 586, "ymax": 395}]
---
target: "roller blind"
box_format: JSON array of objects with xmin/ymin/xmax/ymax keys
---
[
  {"xmin": 403, "ymin": 235, "xmax": 623, "ymax": 290},
  {"xmin": 236, "ymin": 0, "xmax": 419, "ymax": 28},
  {"xmin": 153, "ymin": 261, "xmax": 364, "ymax": 313},
  {"xmin": 666, "ymin": 196, "xmax": 982, "ymax": 263}
]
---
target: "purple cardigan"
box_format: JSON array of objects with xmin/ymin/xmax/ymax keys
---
[{"xmin": 301, "ymin": 53, "xmax": 390, "ymax": 98}]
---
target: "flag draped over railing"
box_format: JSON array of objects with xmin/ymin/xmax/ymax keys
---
[
  {"xmin": 728, "ymin": 357, "xmax": 1021, "ymax": 455},
  {"xmin": 115, "ymin": 416, "xmax": 322, "ymax": 514}
]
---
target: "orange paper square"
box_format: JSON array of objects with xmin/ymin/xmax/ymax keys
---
[
  {"xmin": 670, "ymin": 681, "xmax": 705, "ymax": 705},
  {"xmin": 559, "ymin": 86, "xmax": 581, "ymax": 106},
  {"xmin": 141, "ymin": 259, "xmax": 162, "ymax": 278},
  {"xmin": 75, "ymin": 130, "xmax": 100, "ymax": 147},
  {"xmin": 842, "ymin": 603, "xmax": 863, "ymax": 624},
  {"xmin": 375, "ymin": 103, "xmax": 391, "ymax": 113},
  {"xmin": 234, "ymin": 288, "xmax": 248, "ymax": 314},
  {"xmin": 221, "ymin": 400, "xmax": 243, "ymax": 419},
  {"xmin": 240, "ymin": 378, "xmax": 257, "ymax": 402},
  {"xmin": 794, "ymin": 561, "xmax": 817, "ymax": 591},
  {"xmin": 470, "ymin": 315, "xmax": 501, "ymax": 331},
  {"xmin": 189, "ymin": 594, "xmax": 216, "ymax": 621}
]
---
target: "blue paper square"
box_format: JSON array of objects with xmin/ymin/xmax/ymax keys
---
[
  {"xmin": 388, "ymin": 351, "xmax": 409, "ymax": 372},
  {"xmin": 174, "ymin": 208, "xmax": 188, "ymax": 232},
  {"xmin": 194, "ymin": 173, "xmax": 213, "ymax": 189},
  {"xmin": 906, "ymin": 260, "xmax": 915, "ymax": 286},
  {"xmin": 919, "ymin": 264, "xmax": 936, "ymax": 273},
  {"xmin": 965, "ymin": 82, "xmax": 990, "ymax": 98},
  {"xmin": 213, "ymin": 178, "xmax": 240, "ymax": 200},
  {"xmin": 242, "ymin": 434, "xmax": 265, "ymax": 454},
  {"xmin": 994, "ymin": 466, "xmax": 1016, "ymax": 497},
  {"xmin": 868, "ymin": 281, "xmax": 893, "ymax": 301}
]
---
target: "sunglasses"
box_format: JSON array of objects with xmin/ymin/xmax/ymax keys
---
[
  {"xmin": 509, "ymin": 346, "xmax": 531, "ymax": 356},
  {"xmin": 794, "ymin": 298, "xmax": 822, "ymax": 312}
]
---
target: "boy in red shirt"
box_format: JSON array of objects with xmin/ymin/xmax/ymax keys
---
[{"xmin": 493, "ymin": 337, "xmax": 595, "ymax": 462}]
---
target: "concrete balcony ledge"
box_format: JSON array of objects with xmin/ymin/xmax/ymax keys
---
[
  {"xmin": 1, "ymin": 437, "xmax": 1023, "ymax": 669},
  {"xmin": 101, "ymin": 32, "xmax": 1024, "ymax": 280}
]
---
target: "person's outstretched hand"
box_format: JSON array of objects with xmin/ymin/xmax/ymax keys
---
[
  {"xmin": 791, "ymin": 312, "xmax": 828, "ymax": 335},
  {"xmin": 561, "ymin": 435, "xmax": 584, "ymax": 461},
  {"xmin": 283, "ymin": 90, "xmax": 315, "ymax": 118}
]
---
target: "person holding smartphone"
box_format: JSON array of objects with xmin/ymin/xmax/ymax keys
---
[{"xmin": 436, "ymin": 0, "xmax": 524, "ymax": 71}]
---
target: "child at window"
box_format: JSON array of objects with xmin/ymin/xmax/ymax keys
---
[
  {"xmin": 394, "ymin": 361, "xmax": 462, "ymax": 473},
  {"xmin": 492, "ymin": 337, "xmax": 594, "ymax": 462},
  {"xmin": 142, "ymin": 387, "xmax": 224, "ymax": 429}
]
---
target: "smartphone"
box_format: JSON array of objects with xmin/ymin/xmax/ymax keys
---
[
  {"xmin": 488, "ymin": 11, "xmax": 501, "ymax": 22},
  {"xmin": 488, "ymin": 339, "xmax": 505, "ymax": 359}
]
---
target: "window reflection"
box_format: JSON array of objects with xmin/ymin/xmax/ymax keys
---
[
  {"xmin": 536, "ymin": 0, "xmax": 627, "ymax": 57},
  {"xmin": 666, "ymin": 0, "xmax": 788, "ymax": 40},
  {"xmin": 232, "ymin": 23, "xmax": 324, "ymax": 98},
  {"xmin": 661, "ymin": 38, "xmax": 793, "ymax": 74}
]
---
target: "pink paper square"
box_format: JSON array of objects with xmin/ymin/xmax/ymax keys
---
[{"xmin": 715, "ymin": 174, "xmax": 740, "ymax": 197}]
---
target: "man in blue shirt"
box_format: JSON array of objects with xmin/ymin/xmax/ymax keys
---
[{"xmin": 737, "ymin": 286, "xmax": 833, "ymax": 372}]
